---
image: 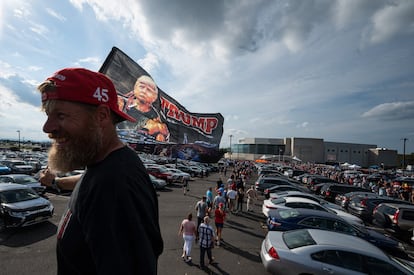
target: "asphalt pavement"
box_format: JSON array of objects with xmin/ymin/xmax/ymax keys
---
[
  {"xmin": 0, "ymin": 171, "xmax": 269, "ymax": 275},
  {"xmin": 157, "ymin": 172, "xmax": 268, "ymax": 275}
]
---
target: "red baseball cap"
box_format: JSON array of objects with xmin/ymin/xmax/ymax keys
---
[{"xmin": 41, "ymin": 68, "xmax": 136, "ymax": 122}]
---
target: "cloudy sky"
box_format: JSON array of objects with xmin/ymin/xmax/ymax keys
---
[{"xmin": 0, "ymin": 0, "xmax": 413, "ymax": 153}]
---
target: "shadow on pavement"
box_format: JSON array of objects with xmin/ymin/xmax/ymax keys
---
[
  {"xmin": 0, "ymin": 222, "xmax": 57, "ymax": 247},
  {"xmin": 219, "ymin": 240, "xmax": 262, "ymax": 263}
]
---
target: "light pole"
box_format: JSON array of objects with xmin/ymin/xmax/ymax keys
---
[
  {"xmin": 17, "ymin": 130, "xmax": 21, "ymax": 151},
  {"xmin": 278, "ymin": 148, "xmax": 283, "ymax": 162},
  {"xmin": 401, "ymin": 138, "xmax": 408, "ymax": 169},
  {"xmin": 229, "ymin": 134, "xmax": 233, "ymax": 160}
]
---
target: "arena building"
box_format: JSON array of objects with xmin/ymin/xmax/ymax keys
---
[{"xmin": 228, "ymin": 137, "xmax": 398, "ymax": 168}]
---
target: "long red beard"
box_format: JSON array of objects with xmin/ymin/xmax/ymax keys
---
[{"xmin": 47, "ymin": 127, "xmax": 103, "ymax": 173}]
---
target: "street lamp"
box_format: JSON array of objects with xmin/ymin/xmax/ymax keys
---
[
  {"xmin": 401, "ymin": 138, "xmax": 408, "ymax": 170},
  {"xmin": 229, "ymin": 134, "xmax": 233, "ymax": 160},
  {"xmin": 17, "ymin": 130, "xmax": 21, "ymax": 151}
]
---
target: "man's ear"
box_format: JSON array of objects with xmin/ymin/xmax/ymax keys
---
[{"xmin": 95, "ymin": 105, "xmax": 112, "ymax": 124}]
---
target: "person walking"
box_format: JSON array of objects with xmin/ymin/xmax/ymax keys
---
[
  {"xmin": 195, "ymin": 196, "xmax": 209, "ymax": 240},
  {"xmin": 214, "ymin": 202, "xmax": 226, "ymax": 246},
  {"xmin": 246, "ymin": 185, "xmax": 257, "ymax": 212},
  {"xmin": 183, "ymin": 178, "xmax": 189, "ymax": 195},
  {"xmin": 206, "ymin": 187, "xmax": 213, "ymax": 208},
  {"xmin": 236, "ymin": 188, "xmax": 245, "ymax": 213},
  {"xmin": 178, "ymin": 213, "xmax": 196, "ymax": 262},
  {"xmin": 226, "ymin": 187, "xmax": 237, "ymax": 213},
  {"xmin": 198, "ymin": 216, "xmax": 215, "ymax": 269},
  {"xmin": 37, "ymin": 68, "xmax": 163, "ymax": 274}
]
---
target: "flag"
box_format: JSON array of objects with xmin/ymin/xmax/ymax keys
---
[{"xmin": 99, "ymin": 47, "xmax": 224, "ymax": 162}]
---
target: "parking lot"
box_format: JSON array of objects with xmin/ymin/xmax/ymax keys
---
[
  {"xmin": 0, "ymin": 172, "xmax": 269, "ymax": 275},
  {"xmin": 2, "ymin": 170, "xmax": 414, "ymax": 274}
]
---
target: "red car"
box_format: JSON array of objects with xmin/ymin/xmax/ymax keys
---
[{"xmin": 146, "ymin": 166, "xmax": 175, "ymax": 184}]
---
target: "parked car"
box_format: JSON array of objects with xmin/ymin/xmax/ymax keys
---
[
  {"xmin": 308, "ymin": 182, "xmax": 325, "ymax": 195},
  {"xmin": 146, "ymin": 166, "xmax": 175, "ymax": 183},
  {"xmin": 264, "ymin": 184, "xmax": 309, "ymax": 199},
  {"xmin": 258, "ymin": 169, "xmax": 281, "ymax": 177},
  {"xmin": 268, "ymin": 190, "xmax": 344, "ymax": 211},
  {"xmin": 262, "ymin": 196, "xmax": 363, "ymax": 225},
  {"xmin": 372, "ymin": 203, "xmax": 414, "ymax": 236},
  {"xmin": 255, "ymin": 177, "xmax": 294, "ymax": 194},
  {"xmin": 176, "ymin": 164, "xmax": 203, "ymax": 177},
  {"xmin": 0, "ymin": 160, "xmax": 34, "ymax": 174},
  {"xmin": 306, "ymin": 175, "xmax": 338, "ymax": 188},
  {"xmin": 0, "ymin": 164, "xmax": 11, "ymax": 175},
  {"xmin": 260, "ymin": 229, "xmax": 414, "ymax": 275},
  {"xmin": 266, "ymin": 208, "xmax": 405, "ymax": 257},
  {"xmin": 335, "ymin": 191, "xmax": 377, "ymax": 210},
  {"xmin": 283, "ymin": 169, "xmax": 306, "ymax": 178},
  {"xmin": 0, "ymin": 183, "xmax": 54, "ymax": 232},
  {"xmin": 165, "ymin": 168, "xmax": 190, "ymax": 182},
  {"xmin": 348, "ymin": 195, "xmax": 412, "ymax": 223},
  {"xmin": 149, "ymin": 174, "xmax": 167, "ymax": 190},
  {"xmin": 319, "ymin": 183, "xmax": 369, "ymax": 202},
  {"xmin": 0, "ymin": 174, "xmax": 46, "ymax": 195}
]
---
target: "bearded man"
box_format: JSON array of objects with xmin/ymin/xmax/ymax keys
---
[{"xmin": 38, "ymin": 68, "xmax": 163, "ymax": 275}]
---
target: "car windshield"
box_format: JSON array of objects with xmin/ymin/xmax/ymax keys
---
[
  {"xmin": 270, "ymin": 198, "xmax": 286, "ymax": 204},
  {"xmin": 13, "ymin": 176, "xmax": 38, "ymax": 184},
  {"xmin": 283, "ymin": 230, "xmax": 316, "ymax": 249},
  {"xmin": 279, "ymin": 209, "xmax": 300, "ymax": 219},
  {"xmin": 0, "ymin": 188, "xmax": 39, "ymax": 203}
]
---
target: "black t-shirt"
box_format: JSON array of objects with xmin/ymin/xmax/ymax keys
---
[{"xmin": 56, "ymin": 146, "xmax": 163, "ymax": 275}]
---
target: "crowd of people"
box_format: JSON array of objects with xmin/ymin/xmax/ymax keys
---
[
  {"xmin": 177, "ymin": 160, "xmax": 259, "ymax": 269},
  {"xmin": 293, "ymin": 162, "xmax": 414, "ymax": 202}
]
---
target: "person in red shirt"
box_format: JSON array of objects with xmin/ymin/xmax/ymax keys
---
[{"xmin": 214, "ymin": 202, "xmax": 226, "ymax": 246}]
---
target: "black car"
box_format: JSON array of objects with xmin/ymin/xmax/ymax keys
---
[
  {"xmin": 264, "ymin": 183, "xmax": 309, "ymax": 199},
  {"xmin": 347, "ymin": 195, "xmax": 412, "ymax": 223},
  {"xmin": 0, "ymin": 183, "xmax": 54, "ymax": 232},
  {"xmin": 306, "ymin": 175, "xmax": 338, "ymax": 188},
  {"xmin": 319, "ymin": 183, "xmax": 369, "ymax": 202},
  {"xmin": 255, "ymin": 177, "xmax": 294, "ymax": 194}
]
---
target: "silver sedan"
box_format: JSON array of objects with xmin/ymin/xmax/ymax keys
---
[{"xmin": 260, "ymin": 229, "xmax": 414, "ymax": 275}]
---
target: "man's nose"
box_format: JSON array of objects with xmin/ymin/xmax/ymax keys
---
[{"xmin": 43, "ymin": 116, "xmax": 56, "ymax": 134}]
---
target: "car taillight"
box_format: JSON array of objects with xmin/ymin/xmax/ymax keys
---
[
  {"xmin": 266, "ymin": 205, "xmax": 278, "ymax": 209},
  {"xmin": 326, "ymin": 191, "xmax": 331, "ymax": 197},
  {"xmin": 264, "ymin": 189, "xmax": 269, "ymax": 194},
  {"xmin": 373, "ymin": 205, "xmax": 379, "ymax": 215},
  {"xmin": 268, "ymin": 247, "xmax": 280, "ymax": 259},
  {"xmin": 393, "ymin": 210, "xmax": 400, "ymax": 224},
  {"xmin": 360, "ymin": 198, "xmax": 367, "ymax": 207}
]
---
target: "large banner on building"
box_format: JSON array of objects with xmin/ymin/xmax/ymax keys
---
[{"xmin": 99, "ymin": 47, "xmax": 224, "ymax": 162}]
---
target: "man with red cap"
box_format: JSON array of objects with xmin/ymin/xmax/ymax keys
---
[{"xmin": 37, "ymin": 68, "xmax": 163, "ymax": 275}]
